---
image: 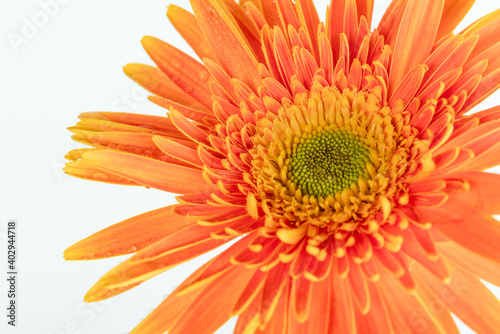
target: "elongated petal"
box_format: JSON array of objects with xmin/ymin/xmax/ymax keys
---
[
  {"xmin": 64, "ymin": 205, "xmax": 193, "ymax": 260},
  {"xmin": 389, "ymin": 0, "xmax": 445, "ymax": 95},
  {"xmin": 167, "ymin": 5, "xmax": 218, "ymax": 61},
  {"xmin": 435, "ymin": 0, "xmax": 475, "ymax": 41},
  {"xmin": 417, "ymin": 197, "xmax": 500, "ymax": 264},
  {"xmin": 191, "ymin": 0, "xmax": 261, "ymax": 90},
  {"xmin": 63, "ymin": 159, "xmax": 140, "ymax": 186},
  {"xmin": 82, "ymin": 150, "xmax": 213, "ymax": 194},
  {"xmin": 415, "ymin": 262, "xmax": 500, "ymax": 333},
  {"xmin": 141, "ymin": 36, "xmax": 213, "ymax": 108},
  {"xmin": 84, "ymin": 223, "xmax": 231, "ymax": 302},
  {"xmin": 123, "ymin": 63, "xmax": 203, "ymax": 109},
  {"xmin": 168, "ymin": 266, "xmax": 258, "ymax": 334},
  {"xmin": 445, "ymin": 171, "xmax": 500, "ymax": 214}
]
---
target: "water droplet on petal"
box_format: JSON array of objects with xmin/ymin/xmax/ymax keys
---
[
  {"xmin": 199, "ymin": 71, "xmax": 209, "ymax": 81},
  {"xmin": 171, "ymin": 60, "xmax": 182, "ymax": 69},
  {"xmin": 83, "ymin": 252, "xmax": 95, "ymax": 259},
  {"xmin": 128, "ymin": 246, "xmax": 137, "ymax": 253},
  {"xmin": 92, "ymin": 173, "xmax": 108, "ymax": 181},
  {"xmin": 185, "ymin": 86, "xmax": 194, "ymax": 94}
]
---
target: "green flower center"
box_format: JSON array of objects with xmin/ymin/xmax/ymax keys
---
[{"xmin": 289, "ymin": 129, "xmax": 371, "ymax": 198}]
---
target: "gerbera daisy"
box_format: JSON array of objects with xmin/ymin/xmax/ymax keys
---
[{"xmin": 64, "ymin": 0, "xmax": 500, "ymax": 333}]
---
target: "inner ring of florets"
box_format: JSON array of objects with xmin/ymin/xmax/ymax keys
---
[
  {"xmin": 250, "ymin": 87, "xmax": 408, "ymax": 233},
  {"xmin": 289, "ymin": 129, "xmax": 372, "ymax": 198}
]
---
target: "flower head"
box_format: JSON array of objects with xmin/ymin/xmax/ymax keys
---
[{"xmin": 64, "ymin": 0, "xmax": 500, "ymax": 333}]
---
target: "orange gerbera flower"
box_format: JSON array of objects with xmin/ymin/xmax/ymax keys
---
[{"xmin": 64, "ymin": 0, "xmax": 500, "ymax": 333}]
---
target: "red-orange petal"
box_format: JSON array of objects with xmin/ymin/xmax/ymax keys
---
[
  {"xmin": 435, "ymin": 0, "xmax": 475, "ymax": 42},
  {"xmin": 388, "ymin": 0, "xmax": 445, "ymax": 96}
]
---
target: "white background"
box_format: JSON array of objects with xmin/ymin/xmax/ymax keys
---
[{"xmin": 1, "ymin": 0, "xmax": 499, "ymax": 333}]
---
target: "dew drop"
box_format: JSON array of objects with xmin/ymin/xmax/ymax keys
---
[
  {"xmin": 209, "ymin": 7, "xmax": 217, "ymax": 17},
  {"xmin": 171, "ymin": 60, "xmax": 182, "ymax": 69},
  {"xmin": 128, "ymin": 246, "xmax": 137, "ymax": 253},
  {"xmin": 92, "ymin": 173, "xmax": 108, "ymax": 181},
  {"xmin": 199, "ymin": 71, "xmax": 209, "ymax": 81},
  {"xmin": 83, "ymin": 252, "xmax": 95, "ymax": 259},
  {"xmin": 184, "ymin": 86, "xmax": 194, "ymax": 94}
]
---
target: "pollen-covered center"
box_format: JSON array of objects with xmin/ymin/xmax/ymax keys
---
[
  {"xmin": 289, "ymin": 130, "xmax": 371, "ymax": 197},
  {"xmin": 251, "ymin": 87, "xmax": 412, "ymax": 233}
]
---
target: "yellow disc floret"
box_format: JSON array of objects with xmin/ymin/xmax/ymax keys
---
[{"xmin": 289, "ymin": 129, "xmax": 372, "ymax": 198}]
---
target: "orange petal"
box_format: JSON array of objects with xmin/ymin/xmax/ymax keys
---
[
  {"xmin": 289, "ymin": 277, "xmax": 329, "ymax": 333},
  {"xmin": 75, "ymin": 111, "xmax": 181, "ymax": 136},
  {"xmin": 232, "ymin": 269, "xmax": 267, "ymax": 316},
  {"xmin": 462, "ymin": 8, "xmax": 500, "ymax": 61},
  {"xmin": 445, "ymin": 171, "xmax": 500, "ymax": 214},
  {"xmin": 295, "ymin": 0, "xmax": 320, "ymax": 59},
  {"xmin": 377, "ymin": 0, "xmax": 407, "ymax": 48},
  {"xmin": 169, "ymin": 265, "xmax": 257, "ymax": 334},
  {"xmin": 330, "ymin": 261, "xmax": 356, "ymax": 333},
  {"xmin": 84, "ymin": 223, "xmax": 231, "ymax": 302},
  {"xmin": 69, "ymin": 130, "xmax": 193, "ymax": 167},
  {"xmin": 82, "ymin": 150, "xmax": 213, "ymax": 194},
  {"xmin": 148, "ymin": 95, "xmax": 215, "ymax": 124},
  {"xmin": 347, "ymin": 256, "xmax": 370, "ymax": 315},
  {"xmin": 400, "ymin": 230, "xmax": 450, "ymax": 282},
  {"xmin": 190, "ymin": 0, "xmax": 261, "ymax": 90},
  {"xmin": 63, "ymin": 158, "xmax": 140, "ymax": 186},
  {"xmin": 435, "ymin": 0, "xmax": 475, "ymax": 41},
  {"xmin": 460, "ymin": 67, "xmax": 500, "ymax": 114},
  {"xmin": 389, "ymin": 64, "xmax": 428, "ymax": 107},
  {"xmin": 327, "ymin": 0, "xmax": 358, "ymax": 59},
  {"xmin": 377, "ymin": 261, "xmax": 453, "ymax": 334},
  {"xmin": 170, "ymin": 109, "xmax": 214, "ymax": 150},
  {"xmin": 133, "ymin": 265, "xmax": 257, "ymax": 334},
  {"xmin": 415, "ymin": 262, "xmax": 500, "ymax": 334},
  {"xmin": 64, "ymin": 205, "xmax": 193, "ymax": 260},
  {"xmin": 167, "ymin": 5, "xmax": 218, "ymax": 61},
  {"xmin": 468, "ymin": 41, "xmax": 500, "ymax": 82},
  {"xmin": 129, "ymin": 272, "xmax": 206, "ymax": 334},
  {"xmin": 152, "ymin": 136, "xmax": 203, "ymax": 167},
  {"xmin": 291, "ymin": 276, "xmax": 313, "ymax": 323},
  {"xmin": 123, "ymin": 63, "xmax": 204, "ymax": 109},
  {"xmin": 418, "ymin": 198, "xmax": 500, "ymax": 265},
  {"xmin": 437, "ymin": 242, "xmax": 500, "ymax": 287},
  {"xmin": 388, "ymin": 0, "xmax": 445, "ymax": 96},
  {"xmin": 360, "ymin": 281, "xmax": 394, "ymax": 333},
  {"xmin": 262, "ymin": 279, "xmax": 289, "ymax": 334},
  {"xmin": 438, "ymin": 119, "xmax": 500, "ymax": 154},
  {"xmin": 421, "ymin": 35, "xmax": 478, "ymax": 93},
  {"xmin": 355, "ymin": 0, "xmax": 374, "ymax": 28},
  {"xmin": 141, "ymin": 36, "xmax": 213, "ymax": 108}
]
